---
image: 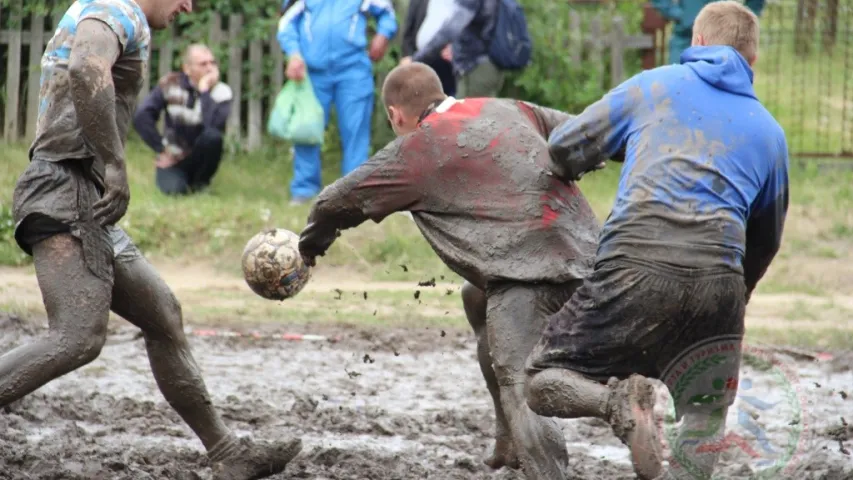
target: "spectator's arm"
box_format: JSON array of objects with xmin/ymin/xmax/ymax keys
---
[
  {"xmin": 277, "ymin": 0, "xmax": 304, "ymax": 56},
  {"xmin": 132, "ymin": 86, "xmax": 167, "ymax": 154},
  {"xmin": 199, "ymin": 83, "xmax": 233, "ymax": 133},
  {"xmin": 650, "ymin": 0, "xmax": 682, "ymax": 21},
  {"xmin": 744, "ymin": 0, "xmax": 766, "ymax": 16},
  {"xmin": 299, "ymin": 135, "xmax": 428, "ymax": 263},
  {"xmin": 366, "ymin": 0, "xmax": 399, "ymax": 40},
  {"xmin": 547, "ymin": 76, "xmax": 640, "ymax": 180},
  {"xmin": 401, "ymin": 0, "xmax": 425, "ymax": 57},
  {"xmin": 411, "ymin": 0, "xmax": 477, "ymax": 63},
  {"xmin": 743, "ymin": 142, "xmax": 789, "ymax": 302}
]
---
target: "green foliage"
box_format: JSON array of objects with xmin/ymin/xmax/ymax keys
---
[
  {"xmin": 502, "ymin": 0, "xmax": 645, "ymax": 112},
  {"xmin": 5, "ymin": 0, "xmax": 644, "ymax": 153}
]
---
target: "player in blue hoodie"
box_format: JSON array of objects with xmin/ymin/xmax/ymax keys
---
[
  {"xmin": 277, "ymin": 0, "xmax": 398, "ymax": 204},
  {"xmin": 523, "ymin": 2, "xmax": 789, "ymax": 479}
]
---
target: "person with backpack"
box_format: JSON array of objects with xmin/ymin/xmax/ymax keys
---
[
  {"xmin": 401, "ymin": 0, "xmax": 532, "ymax": 98},
  {"xmin": 276, "ymin": 0, "xmax": 398, "ymax": 205}
]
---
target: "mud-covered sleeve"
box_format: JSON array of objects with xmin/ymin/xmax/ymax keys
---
[
  {"xmin": 365, "ymin": 0, "xmax": 399, "ymax": 40},
  {"xmin": 68, "ymin": 19, "xmax": 125, "ymax": 170},
  {"xmin": 547, "ymin": 76, "xmax": 640, "ymax": 181},
  {"xmin": 299, "ymin": 136, "xmax": 429, "ymax": 261},
  {"xmin": 411, "ymin": 0, "xmax": 477, "ymax": 63},
  {"xmin": 743, "ymin": 140, "xmax": 790, "ymax": 301},
  {"xmin": 518, "ymin": 101, "xmax": 575, "ymax": 138},
  {"xmin": 650, "ymin": 0, "xmax": 682, "ymax": 21},
  {"xmin": 277, "ymin": 0, "xmax": 304, "ymax": 56}
]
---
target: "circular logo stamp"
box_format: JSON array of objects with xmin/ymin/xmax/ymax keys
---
[{"xmin": 658, "ymin": 335, "xmax": 810, "ymax": 479}]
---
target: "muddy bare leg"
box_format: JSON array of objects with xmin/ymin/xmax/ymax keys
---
[
  {"xmin": 0, "ymin": 234, "xmax": 111, "ymax": 406},
  {"xmin": 487, "ymin": 286, "xmax": 569, "ymax": 480},
  {"xmin": 461, "ymin": 282, "xmax": 517, "ymax": 470},
  {"xmin": 109, "ymin": 249, "xmax": 301, "ymax": 479},
  {"xmin": 526, "ymin": 367, "xmax": 671, "ymax": 480}
]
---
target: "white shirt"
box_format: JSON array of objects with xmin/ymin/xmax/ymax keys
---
[{"xmin": 416, "ymin": 0, "xmax": 456, "ymax": 51}]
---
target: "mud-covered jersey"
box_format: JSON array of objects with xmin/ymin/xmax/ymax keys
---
[
  {"xmin": 300, "ymin": 97, "xmax": 602, "ymax": 288},
  {"xmin": 29, "ymin": 0, "xmax": 150, "ymax": 183}
]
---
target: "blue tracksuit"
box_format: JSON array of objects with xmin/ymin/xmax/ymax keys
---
[
  {"xmin": 548, "ymin": 45, "xmax": 789, "ymax": 296},
  {"xmin": 651, "ymin": 0, "xmax": 766, "ymax": 64},
  {"xmin": 277, "ymin": 0, "xmax": 398, "ymax": 199}
]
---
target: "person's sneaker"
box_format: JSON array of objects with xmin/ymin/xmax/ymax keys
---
[
  {"xmin": 289, "ymin": 196, "xmax": 312, "ymax": 206},
  {"xmin": 210, "ymin": 436, "xmax": 302, "ymax": 480},
  {"xmin": 606, "ymin": 374, "xmax": 673, "ymax": 480}
]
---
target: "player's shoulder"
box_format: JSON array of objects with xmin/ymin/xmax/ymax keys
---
[{"xmin": 76, "ymin": 0, "xmax": 150, "ymax": 49}]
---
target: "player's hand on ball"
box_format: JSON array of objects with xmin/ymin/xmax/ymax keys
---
[{"xmin": 94, "ymin": 163, "xmax": 130, "ymax": 226}]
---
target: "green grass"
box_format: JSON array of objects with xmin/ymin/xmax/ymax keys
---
[
  {"xmin": 3, "ymin": 134, "xmax": 853, "ymax": 295},
  {"xmin": 752, "ymin": 1, "xmax": 853, "ymax": 156}
]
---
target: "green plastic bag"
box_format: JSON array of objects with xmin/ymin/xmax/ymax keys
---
[{"xmin": 267, "ymin": 74, "xmax": 325, "ymax": 145}]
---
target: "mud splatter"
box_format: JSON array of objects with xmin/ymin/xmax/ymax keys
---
[{"xmin": 1, "ymin": 314, "xmax": 851, "ymax": 479}]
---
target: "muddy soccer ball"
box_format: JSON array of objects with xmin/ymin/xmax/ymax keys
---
[{"xmin": 241, "ymin": 228, "xmax": 311, "ymax": 300}]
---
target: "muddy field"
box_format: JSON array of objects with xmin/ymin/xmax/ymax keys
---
[{"xmin": 0, "ymin": 311, "xmax": 851, "ymax": 480}]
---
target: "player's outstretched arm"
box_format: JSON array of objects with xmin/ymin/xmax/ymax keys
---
[
  {"xmin": 299, "ymin": 137, "xmax": 429, "ymax": 266},
  {"xmin": 547, "ymin": 77, "xmax": 639, "ymax": 181},
  {"xmin": 69, "ymin": 19, "xmax": 128, "ymax": 226}
]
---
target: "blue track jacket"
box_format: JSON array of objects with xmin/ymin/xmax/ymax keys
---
[{"xmin": 277, "ymin": 0, "xmax": 398, "ymax": 72}]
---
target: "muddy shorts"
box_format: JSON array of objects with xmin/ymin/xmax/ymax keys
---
[
  {"xmin": 12, "ymin": 158, "xmax": 142, "ymax": 283},
  {"xmin": 526, "ymin": 258, "xmax": 747, "ymax": 382}
]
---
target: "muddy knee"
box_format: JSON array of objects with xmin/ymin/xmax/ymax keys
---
[
  {"xmin": 149, "ymin": 292, "xmax": 186, "ymax": 340},
  {"xmin": 60, "ymin": 318, "xmax": 108, "ymax": 366},
  {"xmin": 461, "ymin": 282, "xmax": 487, "ymax": 332}
]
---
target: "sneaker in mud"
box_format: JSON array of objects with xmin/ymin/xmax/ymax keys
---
[
  {"xmin": 211, "ymin": 436, "xmax": 302, "ymax": 480},
  {"xmin": 606, "ymin": 374, "xmax": 673, "ymax": 480}
]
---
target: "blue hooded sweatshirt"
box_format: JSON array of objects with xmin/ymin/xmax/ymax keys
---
[{"xmin": 548, "ymin": 45, "xmax": 789, "ymax": 295}]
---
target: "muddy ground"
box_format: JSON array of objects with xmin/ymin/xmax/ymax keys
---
[{"xmin": 0, "ymin": 311, "xmax": 851, "ymax": 480}]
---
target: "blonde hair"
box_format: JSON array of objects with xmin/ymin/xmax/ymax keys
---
[
  {"xmin": 381, "ymin": 63, "xmax": 446, "ymax": 116},
  {"xmin": 693, "ymin": 1, "xmax": 760, "ymax": 62}
]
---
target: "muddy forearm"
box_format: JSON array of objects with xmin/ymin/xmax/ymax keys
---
[
  {"xmin": 299, "ymin": 182, "xmax": 370, "ymax": 259},
  {"xmin": 69, "ymin": 20, "xmax": 124, "ymax": 168}
]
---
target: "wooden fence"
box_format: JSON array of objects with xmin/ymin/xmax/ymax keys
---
[{"xmin": 1, "ymin": 11, "xmax": 653, "ymax": 151}]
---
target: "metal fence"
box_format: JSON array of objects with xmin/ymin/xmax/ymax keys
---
[{"xmin": 755, "ymin": 0, "xmax": 853, "ymax": 158}]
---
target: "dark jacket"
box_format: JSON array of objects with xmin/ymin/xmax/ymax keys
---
[
  {"xmin": 411, "ymin": 0, "xmax": 498, "ymax": 76},
  {"xmin": 402, "ymin": 0, "xmax": 428, "ymax": 58},
  {"xmin": 133, "ymin": 72, "xmax": 232, "ymax": 156}
]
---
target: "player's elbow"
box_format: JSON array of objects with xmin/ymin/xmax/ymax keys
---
[{"xmin": 67, "ymin": 55, "xmax": 109, "ymax": 90}]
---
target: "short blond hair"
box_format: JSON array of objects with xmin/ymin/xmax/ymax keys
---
[
  {"xmin": 382, "ymin": 63, "xmax": 446, "ymax": 116},
  {"xmin": 693, "ymin": 1, "xmax": 760, "ymax": 62}
]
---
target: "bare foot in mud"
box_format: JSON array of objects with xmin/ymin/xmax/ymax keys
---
[
  {"xmin": 483, "ymin": 435, "xmax": 520, "ymax": 470},
  {"xmin": 211, "ymin": 437, "xmax": 302, "ymax": 480}
]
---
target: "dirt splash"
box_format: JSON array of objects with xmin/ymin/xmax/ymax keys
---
[{"xmin": 1, "ymin": 314, "xmax": 851, "ymax": 479}]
